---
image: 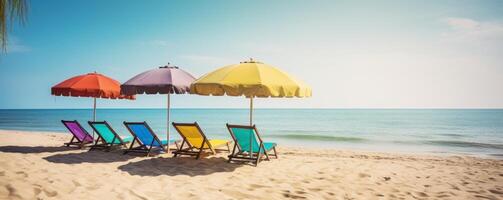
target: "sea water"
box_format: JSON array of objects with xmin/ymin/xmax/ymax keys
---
[{"xmin": 0, "ymin": 109, "xmax": 502, "ymax": 158}]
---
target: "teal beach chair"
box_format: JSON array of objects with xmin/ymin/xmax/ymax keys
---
[
  {"xmin": 88, "ymin": 121, "xmax": 133, "ymax": 151},
  {"xmin": 226, "ymin": 124, "xmax": 278, "ymax": 166},
  {"xmin": 123, "ymin": 121, "xmax": 176, "ymax": 156}
]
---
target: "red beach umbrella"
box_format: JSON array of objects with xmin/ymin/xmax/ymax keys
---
[{"xmin": 51, "ymin": 72, "xmax": 135, "ymax": 136}]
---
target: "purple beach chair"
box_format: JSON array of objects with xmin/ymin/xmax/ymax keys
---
[{"xmin": 61, "ymin": 120, "xmax": 94, "ymax": 148}]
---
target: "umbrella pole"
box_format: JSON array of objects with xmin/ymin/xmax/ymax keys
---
[
  {"xmin": 167, "ymin": 93, "xmax": 171, "ymax": 153},
  {"xmin": 249, "ymin": 96, "xmax": 253, "ymax": 158},
  {"xmin": 93, "ymin": 97, "xmax": 97, "ymax": 122},
  {"xmin": 249, "ymin": 96, "xmax": 253, "ymax": 126},
  {"xmin": 92, "ymin": 97, "xmax": 96, "ymax": 138}
]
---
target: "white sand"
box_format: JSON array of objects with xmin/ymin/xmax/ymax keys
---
[{"xmin": 0, "ymin": 130, "xmax": 502, "ymax": 200}]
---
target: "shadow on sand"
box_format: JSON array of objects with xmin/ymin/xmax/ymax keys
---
[
  {"xmin": 0, "ymin": 145, "xmax": 75, "ymax": 154},
  {"xmin": 118, "ymin": 157, "xmax": 242, "ymax": 176},
  {"xmin": 43, "ymin": 150, "xmax": 135, "ymax": 164}
]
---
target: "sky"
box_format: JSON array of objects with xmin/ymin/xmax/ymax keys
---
[{"xmin": 1, "ymin": 0, "xmax": 502, "ymax": 109}]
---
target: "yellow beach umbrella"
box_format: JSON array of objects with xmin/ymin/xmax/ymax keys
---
[{"xmin": 190, "ymin": 58, "xmax": 311, "ymax": 125}]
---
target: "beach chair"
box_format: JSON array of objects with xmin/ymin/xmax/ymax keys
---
[
  {"xmin": 88, "ymin": 121, "xmax": 134, "ymax": 151},
  {"xmin": 226, "ymin": 124, "xmax": 278, "ymax": 166},
  {"xmin": 123, "ymin": 121, "xmax": 176, "ymax": 156},
  {"xmin": 172, "ymin": 122, "xmax": 231, "ymax": 159},
  {"xmin": 61, "ymin": 120, "xmax": 94, "ymax": 149}
]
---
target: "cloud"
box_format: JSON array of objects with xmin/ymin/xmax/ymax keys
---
[
  {"xmin": 8, "ymin": 44, "xmax": 31, "ymax": 53},
  {"xmin": 180, "ymin": 55, "xmax": 235, "ymax": 66},
  {"xmin": 442, "ymin": 17, "xmax": 503, "ymax": 42},
  {"xmin": 150, "ymin": 40, "xmax": 169, "ymax": 46},
  {"xmin": 445, "ymin": 18, "xmax": 479, "ymax": 29},
  {"xmin": 6, "ymin": 36, "xmax": 31, "ymax": 53},
  {"xmin": 138, "ymin": 39, "xmax": 170, "ymax": 47},
  {"xmin": 241, "ymin": 42, "xmax": 286, "ymax": 55}
]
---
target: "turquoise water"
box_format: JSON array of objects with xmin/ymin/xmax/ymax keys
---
[{"xmin": 0, "ymin": 109, "xmax": 502, "ymax": 158}]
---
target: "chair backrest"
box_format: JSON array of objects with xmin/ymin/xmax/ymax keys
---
[
  {"xmin": 226, "ymin": 124, "xmax": 262, "ymax": 153},
  {"xmin": 172, "ymin": 122, "xmax": 208, "ymax": 148},
  {"xmin": 61, "ymin": 120, "xmax": 93, "ymax": 142},
  {"xmin": 123, "ymin": 122, "xmax": 162, "ymax": 147},
  {"xmin": 88, "ymin": 121, "xmax": 122, "ymax": 144}
]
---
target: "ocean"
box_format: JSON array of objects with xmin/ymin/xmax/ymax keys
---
[{"xmin": 0, "ymin": 109, "xmax": 502, "ymax": 158}]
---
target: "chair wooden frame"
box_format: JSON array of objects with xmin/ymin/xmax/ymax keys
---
[
  {"xmin": 88, "ymin": 121, "xmax": 129, "ymax": 151},
  {"xmin": 172, "ymin": 122, "xmax": 231, "ymax": 159},
  {"xmin": 61, "ymin": 120, "xmax": 94, "ymax": 149},
  {"xmin": 226, "ymin": 124, "xmax": 278, "ymax": 166},
  {"xmin": 123, "ymin": 121, "xmax": 167, "ymax": 157}
]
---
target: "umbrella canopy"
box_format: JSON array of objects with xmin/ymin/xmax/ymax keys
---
[
  {"xmin": 121, "ymin": 66, "xmax": 195, "ymax": 95},
  {"xmin": 191, "ymin": 59, "xmax": 311, "ymax": 97},
  {"xmin": 51, "ymin": 72, "xmax": 134, "ymax": 138},
  {"xmin": 191, "ymin": 59, "xmax": 311, "ymax": 125},
  {"xmin": 52, "ymin": 72, "xmax": 134, "ymax": 99},
  {"xmin": 121, "ymin": 65, "xmax": 196, "ymax": 151}
]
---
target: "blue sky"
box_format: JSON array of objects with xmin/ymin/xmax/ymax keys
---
[{"xmin": 1, "ymin": 0, "xmax": 502, "ymax": 109}]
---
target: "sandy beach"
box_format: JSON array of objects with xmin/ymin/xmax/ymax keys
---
[{"xmin": 0, "ymin": 130, "xmax": 501, "ymax": 200}]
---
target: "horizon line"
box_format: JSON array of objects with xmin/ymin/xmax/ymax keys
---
[{"xmin": 1, "ymin": 107, "xmax": 503, "ymax": 110}]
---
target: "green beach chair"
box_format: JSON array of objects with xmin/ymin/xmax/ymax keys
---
[
  {"xmin": 88, "ymin": 121, "xmax": 133, "ymax": 151},
  {"xmin": 226, "ymin": 124, "xmax": 278, "ymax": 166},
  {"xmin": 123, "ymin": 121, "xmax": 176, "ymax": 157}
]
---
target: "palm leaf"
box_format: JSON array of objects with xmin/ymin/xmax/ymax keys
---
[{"xmin": 0, "ymin": 0, "xmax": 28, "ymax": 52}]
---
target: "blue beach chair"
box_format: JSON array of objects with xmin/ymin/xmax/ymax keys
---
[
  {"xmin": 123, "ymin": 121, "xmax": 176, "ymax": 156},
  {"xmin": 88, "ymin": 121, "xmax": 133, "ymax": 151},
  {"xmin": 226, "ymin": 124, "xmax": 278, "ymax": 166}
]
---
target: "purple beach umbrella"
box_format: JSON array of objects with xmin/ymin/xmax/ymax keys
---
[{"xmin": 121, "ymin": 64, "xmax": 196, "ymax": 151}]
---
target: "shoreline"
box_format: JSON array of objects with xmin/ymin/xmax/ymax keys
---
[
  {"xmin": 0, "ymin": 129, "xmax": 502, "ymax": 199},
  {"xmin": 1, "ymin": 129, "xmax": 501, "ymax": 160},
  {"xmin": 1, "ymin": 109, "xmax": 502, "ymax": 160}
]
